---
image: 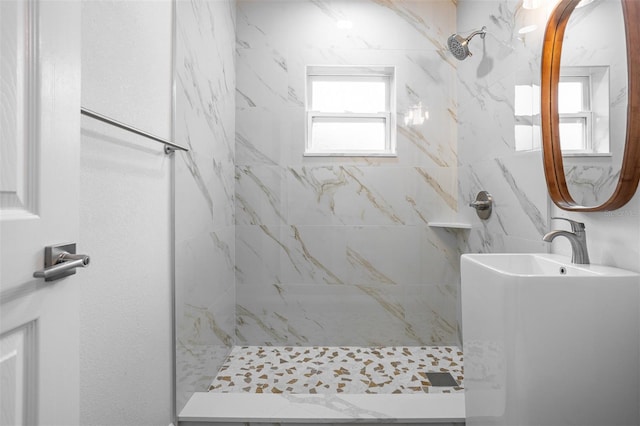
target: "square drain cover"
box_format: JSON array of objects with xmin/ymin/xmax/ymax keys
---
[{"xmin": 426, "ymin": 372, "xmax": 458, "ymax": 387}]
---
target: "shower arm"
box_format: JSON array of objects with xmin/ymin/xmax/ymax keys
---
[{"xmin": 467, "ymin": 26, "xmax": 487, "ymax": 42}]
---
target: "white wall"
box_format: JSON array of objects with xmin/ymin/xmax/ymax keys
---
[{"xmin": 80, "ymin": 1, "xmax": 173, "ymax": 425}]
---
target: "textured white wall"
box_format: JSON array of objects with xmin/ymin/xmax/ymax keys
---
[{"xmin": 79, "ymin": 1, "xmax": 173, "ymax": 425}]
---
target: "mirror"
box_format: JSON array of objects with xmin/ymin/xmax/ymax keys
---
[
  {"xmin": 541, "ymin": 0, "xmax": 640, "ymax": 211},
  {"xmin": 559, "ymin": 0, "xmax": 626, "ymax": 206}
]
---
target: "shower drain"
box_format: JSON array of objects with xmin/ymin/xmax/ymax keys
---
[{"xmin": 425, "ymin": 372, "xmax": 459, "ymax": 387}]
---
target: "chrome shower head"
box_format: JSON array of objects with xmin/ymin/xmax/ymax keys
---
[{"xmin": 447, "ymin": 26, "xmax": 487, "ymax": 60}]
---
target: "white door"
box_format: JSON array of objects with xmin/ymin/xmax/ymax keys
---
[{"xmin": 1, "ymin": 1, "xmax": 81, "ymax": 424}]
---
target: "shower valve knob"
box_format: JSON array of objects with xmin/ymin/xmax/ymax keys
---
[
  {"xmin": 469, "ymin": 200, "xmax": 490, "ymax": 210},
  {"xmin": 469, "ymin": 191, "xmax": 493, "ymax": 220}
]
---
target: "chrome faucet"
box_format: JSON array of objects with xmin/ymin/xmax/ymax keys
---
[{"xmin": 543, "ymin": 217, "xmax": 590, "ymax": 264}]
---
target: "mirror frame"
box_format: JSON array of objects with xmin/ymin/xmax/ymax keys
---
[{"xmin": 541, "ymin": 0, "xmax": 640, "ymax": 211}]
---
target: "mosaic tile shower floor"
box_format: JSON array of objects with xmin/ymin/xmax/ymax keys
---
[{"xmin": 208, "ymin": 346, "xmax": 464, "ymax": 395}]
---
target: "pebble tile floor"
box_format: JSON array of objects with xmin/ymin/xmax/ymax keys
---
[{"xmin": 208, "ymin": 346, "xmax": 464, "ymax": 395}]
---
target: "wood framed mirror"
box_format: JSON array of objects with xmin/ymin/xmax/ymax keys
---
[{"xmin": 541, "ymin": 0, "xmax": 640, "ymax": 211}]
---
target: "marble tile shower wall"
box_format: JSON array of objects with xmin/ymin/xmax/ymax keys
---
[
  {"xmin": 456, "ymin": 0, "xmax": 549, "ymax": 255},
  {"xmin": 235, "ymin": 0, "xmax": 461, "ymax": 347},
  {"xmin": 175, "ymin": 0, "xmax": 236, "ymax": 411}
]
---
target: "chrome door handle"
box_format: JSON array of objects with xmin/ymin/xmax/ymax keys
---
[
  {"xmin": 33, "ymin": 243, "xmax": 90, "ymax": 282},
  {"xmin": 33, "ymin": 256, "xmax": 89, "ymax": 280}
]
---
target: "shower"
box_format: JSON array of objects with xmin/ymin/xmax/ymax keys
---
[{"xmin": 447, "ymin": 26, "xmax": 487, "ymax": 60}]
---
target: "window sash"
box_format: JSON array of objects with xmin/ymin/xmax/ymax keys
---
[
  {"xmin": 559, "ymin": 75, "xmax": 591, "ymax": 111},
  {"xmin": 307, "ymin": 75, "xmax": 391, "ymax": 114},
  {"xmin": 557, "ymin": 72, "xmax": 597, "ymax": 154},
  {"xmin": 306, "ymin": 112, "xmax": 392, "ymax": 155},
  {"xmin": 559, "ymin": 112, "xmax": 592, "ymax": 152}
]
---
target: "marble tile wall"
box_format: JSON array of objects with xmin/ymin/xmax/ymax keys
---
[
  {"xmin": 175, "ymin": 0, "xmax": 237, "ymax": 412},
  {"xmin": 235, "ymin": 0, "xmax": 461, "ymax": 347},
  {"xmin": 456, "ymin": 0, "xmax": 550, "ymax": 256}
]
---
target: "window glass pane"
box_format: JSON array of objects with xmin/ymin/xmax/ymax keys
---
[
  {"xmin": 311, "ymin": 80, "xmax": 386, "ymax": 113},
  {"xmin": 310, "ymin": 118, "xmax": 386, "ymax": 152},
  {"xmin": 558, "ymin": 81, "xmax": 584, "ymax": 113},
  {"xmin": 559, "ymin": 118, "xmax": 586, "ymax": 150},
  {"xmin": 532, "ymin": 124, "xmax": 541, "ymax": 150},
  {"xmin": 515, "ymin": 124, "xmax": 534, "ymax": 151},
  {"xmin": 514, "ymin": 85, "xmax": 534, "ymax": 116}
]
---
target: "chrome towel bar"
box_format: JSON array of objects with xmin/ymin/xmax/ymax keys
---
[{"xmin": 81, "ymin": 107, "xmax": 188, "ymax": 154}]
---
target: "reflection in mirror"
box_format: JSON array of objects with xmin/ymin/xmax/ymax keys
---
[
  {"xmin": 559, "ymin": 0, "xmax": 627, "ymax": 206},
  {"xmin": 514, "ymin": 76, "xmax": 541, "ymax": 152}
]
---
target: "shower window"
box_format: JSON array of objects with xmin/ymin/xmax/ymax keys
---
[{"xmin": 305, "ymin": 66, "xmax": 396, "ymax": 156}]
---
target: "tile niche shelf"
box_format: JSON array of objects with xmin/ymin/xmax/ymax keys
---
[{"xmin": 428, "ymin": 222, "xmax": 472, "ymax": 230}]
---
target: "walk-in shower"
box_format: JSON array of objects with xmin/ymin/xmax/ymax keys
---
[{"xmin": 175, "ymin": 0, "xmax": 466, "ymax": 423}]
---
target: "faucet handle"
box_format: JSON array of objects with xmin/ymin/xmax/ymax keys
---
[{"xmin": 551, "ymin": 217, "xmax": 585, "ymax": 232}]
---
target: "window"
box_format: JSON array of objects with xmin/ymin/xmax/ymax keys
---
[
  {"xmin": 305, "ymin": 66, "xmax": 396, "ymax": 156},
  {"xmin": 558, "ymin": 66, "xmax": 610, "ymax": 156},
  {"xmin": 558, "ymin": 75, "xmax": 592, "ymax": 153},
  {"xmin": 513, "ymin": 67, "xmax": 611, "ymax": 155},
  {"xmin": 514, "ymin": 83, "xmax": 541, "ymax": 152}
]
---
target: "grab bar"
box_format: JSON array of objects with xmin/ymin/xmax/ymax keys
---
[{"xmin": 80, "ymin": 107, "xmax": 189, "ymax": 154}]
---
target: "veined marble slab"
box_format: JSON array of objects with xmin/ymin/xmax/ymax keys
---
[{"xmin": 179, "ymin": 392, "xmax": 465, "ymax": 424}]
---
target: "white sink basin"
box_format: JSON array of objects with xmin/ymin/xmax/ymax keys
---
[
  {"xmin": 464, "ymin": 253, "xmax": 634, "ymax": 277},
  {"xmin": 461, "ymin": 253, "xmax": 640, "ymax": 426}
]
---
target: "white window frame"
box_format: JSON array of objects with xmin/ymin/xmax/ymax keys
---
[{"xmin": 304, "ymin": 65, "xmax": 396, "ymax": 157}]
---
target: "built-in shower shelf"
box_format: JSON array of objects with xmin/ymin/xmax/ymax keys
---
[{"xmin": 428, "ymin": 222, "xmax": 472, "ymax": 229}]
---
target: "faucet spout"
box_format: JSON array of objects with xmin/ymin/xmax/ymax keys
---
[
  {"xmin": 543, "ymin": 223, "xmax": 590, "ymax": 265},
  {"xmin": 542, "ymin": 230, "xmax": 573, "ymax": 242}
]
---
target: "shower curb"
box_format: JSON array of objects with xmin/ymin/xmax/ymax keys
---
[{"xmin": 178, "ymin": 392, "xmax": 465, "ymax": 425}]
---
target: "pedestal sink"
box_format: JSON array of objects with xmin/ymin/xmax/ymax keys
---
[{"xmin": 461, "ymin": 253, "xmax": 640, "ymax": 426}]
